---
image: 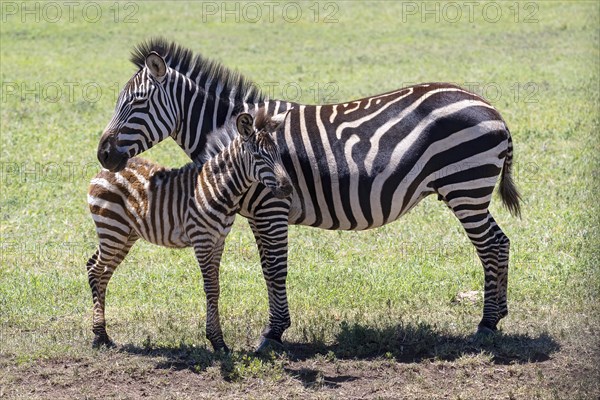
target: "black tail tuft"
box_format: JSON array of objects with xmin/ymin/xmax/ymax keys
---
[{"xmin": 499, "ymin": 134, "xmax": 522, "ymax": 218}]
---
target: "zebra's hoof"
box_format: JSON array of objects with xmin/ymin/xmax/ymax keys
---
[
  {"xmin": 255, "ymin": 337, "xmax": 284, "ymax": 355},
  {"xmin": 92, "ymin": 334, "xmax": 116, "ymax": 349}
]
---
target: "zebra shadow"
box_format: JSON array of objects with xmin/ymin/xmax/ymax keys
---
[
  {"xmin": 283, "ymin": 320, "xmax": 560, "ymax": 365},
  {"xmin": 118, "ymin": 341, "xmax": 285, "ymax": 382},
  {"xmin": 118, "ymin": 321, "xmax": 559, "ymax": 384},
  {"xmin": 280, "ymin": 321, "xmax": 561, "ymax": 389},
  {"xmin": 119, "ymin": 342, "xmax": 218, "ymax": 373}
]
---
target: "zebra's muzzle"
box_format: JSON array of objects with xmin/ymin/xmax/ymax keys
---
[{"xmin": 97, "ymin": 134, "xmax": 129, "ymax": 172}]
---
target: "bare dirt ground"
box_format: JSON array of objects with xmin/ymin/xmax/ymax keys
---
[{"xmin": 2, "ymin": 339, "xmax": 598, "ymax": 400}]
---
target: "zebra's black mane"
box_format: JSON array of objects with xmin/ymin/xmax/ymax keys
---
[{"xmin": 130, "ymin": 37, "xmax": 265, "ymax": 103}]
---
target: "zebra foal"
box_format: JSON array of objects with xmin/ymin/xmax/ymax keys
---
[{"xmin": 86, "ymin": 111, "xmax": 292, "ymax": 351}]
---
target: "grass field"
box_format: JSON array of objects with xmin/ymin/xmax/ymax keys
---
[{"xmin": 1, "ymin": 1, "xmax": 599, "ymax": 398}]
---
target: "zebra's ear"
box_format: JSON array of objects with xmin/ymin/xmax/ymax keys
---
[
  {"xmin": 236, "ymin": 113, "xmax": 254, "ymax": 140},
  {"xmin": 145, "ymin": 51, "xmax": 167, "ymax": 81},
  {"xmin": 269, "ymin": 109, "xmax": 292, "ymax": 132}
]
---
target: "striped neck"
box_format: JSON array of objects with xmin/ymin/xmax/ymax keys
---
[
  {"xmin": 171, "ymin": 76, "xmax": 244, "ymax": 160},
  {"xmin": 199, "ymin": 135, "xmax": 253, "ymax": 209},
  {"xmin": 156, "ymin": 66, "xmax": 265, "ymax": 161}
]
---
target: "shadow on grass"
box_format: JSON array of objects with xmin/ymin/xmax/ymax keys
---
[
  {"xmin": 284, "ymin": 321, "xmax": 561, "ymax": 388},
  {"xmin": 285, "ymin": 321, "xmax": 560, "ymax": 365},
  {"xmin": 120, "ymin": 341, "xmax": 289, "ymax": 382},
  {"xmin": 119, "ymin": 342, "xmax": 218, "ymax": 372},
  {"xmin": 118, "ymin": 321, "xmax": 560, "ymax": 385}
]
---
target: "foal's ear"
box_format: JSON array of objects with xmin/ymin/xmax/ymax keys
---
[
  {"xmin": 145, "ymin": 51, "xmax": 167, "ymax": 81},
  {"xmin": 269, "ymin": 109, "xmax": 292, "ymax": 131},
  {"xmin": 236, "ymin": 113, "xmax": 254, "ymax": 139}
]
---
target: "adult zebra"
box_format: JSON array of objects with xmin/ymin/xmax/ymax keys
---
[{"xmin": 97, "ymin": 38, "xmax": 521, "ymax": 350}]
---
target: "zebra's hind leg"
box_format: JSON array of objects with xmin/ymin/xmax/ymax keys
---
[
  {"xmin": 489, "ymin": 215, "xmax": 511, "ymax": 323},
  {"xmin": 448, "ymin": 205, "xmax": 502, "ymax": 333},
  {"xmin": 87, "ymin": 233, "xmax": 137, "ymax": 348}
]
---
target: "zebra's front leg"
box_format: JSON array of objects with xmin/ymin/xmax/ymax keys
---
[
  {"xmin": 194, "ymin": 238, "xmax": 228, "ymax": 352},
  {"xmin": 249, "ymin": 215, "xmax": 291, "ymax": 350}
]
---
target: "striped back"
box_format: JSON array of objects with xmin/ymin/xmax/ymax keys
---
[{"xmin": 88, "ymin": 158, "xmax": 198, "ymax": 248}]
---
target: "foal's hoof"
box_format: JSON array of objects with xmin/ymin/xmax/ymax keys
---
[
  {"xmin": 92, "ymin": 334, "xmax": 116, "ymax": 349},
  {"xmin": 255, "ymin": 337, "xmax": 284, "ymax": 355},
  {"xmin": 214, "ymin": 344, "xmax": 230, "ymax": 354},
  {"xmin": 476, "ymin": 325, "xmax": 497, "ymax": 336},
  {"xmin": 209, "ymin": 337, "xmax": 230, "ymax": 354}
]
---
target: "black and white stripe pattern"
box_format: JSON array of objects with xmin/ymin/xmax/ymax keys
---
[
  {"xmin": 88, "ymin": 111, "xmax": 292, "ymax": 350},
  {"xmin": 97, "ymin": 39, "xmax": 521, "ymax": 350}
]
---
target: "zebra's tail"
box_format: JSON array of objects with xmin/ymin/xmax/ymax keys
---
[{"xmin": 499, "ymin": 132, "xmax": 522, "ymax": 218}]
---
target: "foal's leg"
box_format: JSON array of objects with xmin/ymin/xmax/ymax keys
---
[
  {"xmin": 193, "ymin": 235, "xmax": 228, "ymax": 351},
  {"xmin": 87, "ymin": 232, "xmax": 138, "ymax": 347},
  {"xmin": 249, "ymin": 210, "xmax": 292, "ymax": 350}
]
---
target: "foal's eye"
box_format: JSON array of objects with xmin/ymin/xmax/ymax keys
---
[{"xmin": 129, "ymin": 92, "xmax": 146, "ymax": 103}]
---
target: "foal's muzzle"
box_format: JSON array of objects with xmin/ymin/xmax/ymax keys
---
[{"xmin": 270, "ymin": 176, "xmax": 293, "ymax": 199}]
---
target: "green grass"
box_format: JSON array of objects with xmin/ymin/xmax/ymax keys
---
[{"xmin": 1, "ymin": 1, "xmax": 599, "ymax": 398}]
